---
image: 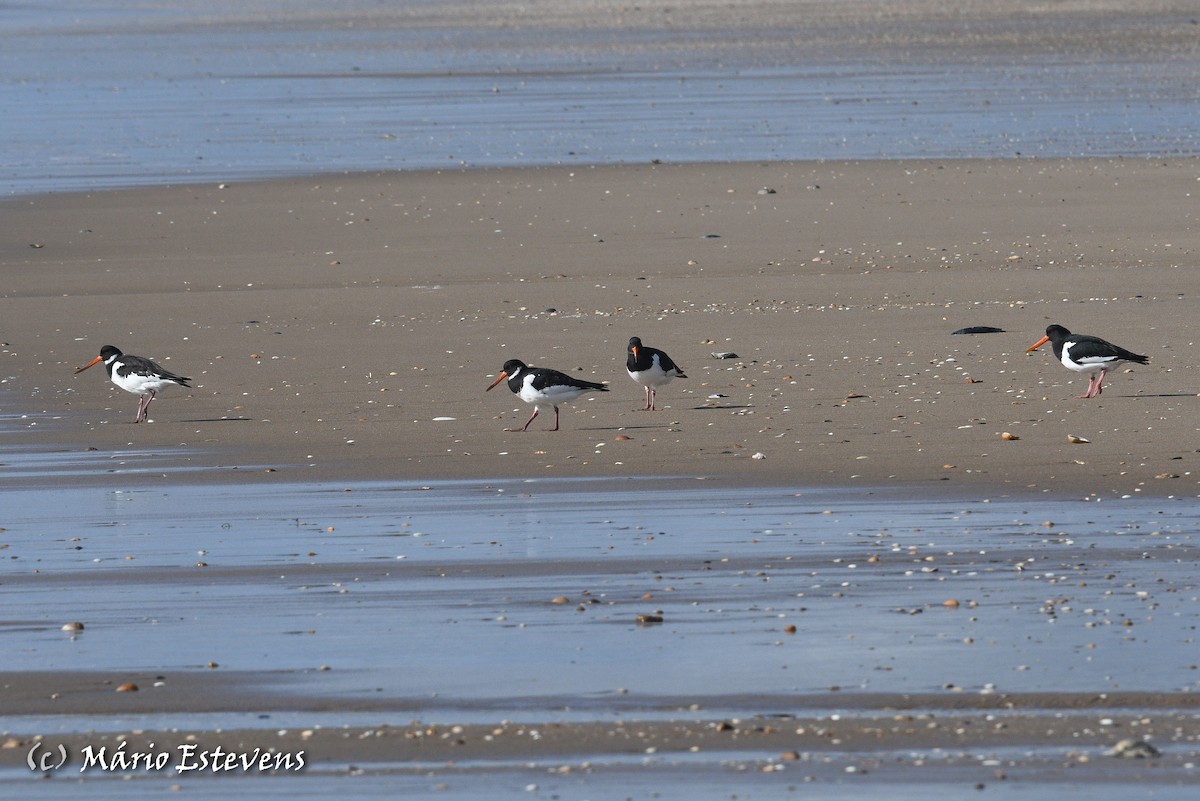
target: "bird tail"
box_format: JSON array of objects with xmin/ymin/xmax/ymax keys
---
[{"xmin": 1125, "ymin": 352, "xmax": 1150, "ymax": 365}]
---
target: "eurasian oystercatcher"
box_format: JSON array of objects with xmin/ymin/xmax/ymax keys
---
[
  {"xmin": 626, "ymin": 336, "xmax": 687, "ymax": 411},
  {"xmin": 75, "ymin": 345, "xmax": 193, "ymax": 422},
  {"xmin": 486, "ymin": 359, "xmax": 608, "ymax": 431},
  {"xmin": 1026, "ymin": 324, "xmax": 1149, "ymax": 399}
]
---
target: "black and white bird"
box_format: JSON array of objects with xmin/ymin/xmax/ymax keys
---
[
  {"xmin": 486, "ymin": 358, "xmax": 608, "ymax": 431},
  {"xmin": 626, "ymin": 336, "xmax": 687, "ymax": 411},
  {"xmin": 1026, "ymin": 324, "xmax": 1148, "ymax": 399},
  {"xmin": 75, "ymin": 345, "xmax": 193, "ymax": 422}
]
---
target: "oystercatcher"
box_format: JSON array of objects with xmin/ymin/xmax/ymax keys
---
[
  {"xmin": 626, "ymin": 336, "xmax": 687, "ymax": 410},
  {"xmin": 75, "ymin": 345, "xmax": 193, "ymax": 422},
  {"xmin": 1026, "ymin": 324, "xmax": 1148, "ymax": 399},
  {"xmin": 486, "ymin": 359, "xmax": 608, "ymax": 431}
]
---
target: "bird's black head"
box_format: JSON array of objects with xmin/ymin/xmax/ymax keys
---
[
  {"xmin": 500, "ymin": 359, "xmax": 527, "ymax": 375},
  {"xmin": 99, "ymin": 345, "xmax": 123, "ymax": 360},
  {"xmin": 1045, "ymin": 324, "xmax": 1072, "ymax": 340},
  {"xmin": 486, "ymin": 359, "xmax": 528, "ymax": 392}
]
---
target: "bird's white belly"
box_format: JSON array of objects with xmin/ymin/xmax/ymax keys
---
[
  {"xmin": 628, "ymin": 366, "xmax": 674, "ymax": 388},
  {"xmin": 110, "ymin": 363, "xmax": 171, "ymax": 395},
  {"xmin": 519, "ymin": 378, "xmax": 584, "ymax": 407}
]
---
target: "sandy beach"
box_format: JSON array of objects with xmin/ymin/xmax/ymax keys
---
[
  {"xmin": 4, "ymin": 2, "xmax": 1200, "ymax": 797},
  {"xmin": 4, "ymin": 158, "xmax": 1198, "ymax": 497}
]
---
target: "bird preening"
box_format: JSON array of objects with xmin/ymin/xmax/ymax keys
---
[
  {"xmin": 75, "ymin": 345, "xmax": 192, "ymax": 422},
  {"xmin": 626, "ymin": 336, "xmax": 687, "ymax": 411},
  {"xmin": 486, "ymin": 358, "xmax": 609, "ymax": 431},
  {"xmin": 1026, "ymin": 324, "xmax": 1148, "ymax": 399}
]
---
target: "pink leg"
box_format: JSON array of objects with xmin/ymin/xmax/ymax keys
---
[
  {"xmin": 649, "ymin": 387, "xmax": 658, "ymax": 411},
  {"xmin": 134, "ymin": 392, "xmax": 151, "ymax": 422},
  {"xmin": 549, "ymin": 405, "xmax": 560, "ymax": 432},
  {"xmin": 507, "ymin": 408, "xmax": 540, "ymax": 432},
  {"xmin": 1093, "ymin": 368, "xmax": 1107, "ymax": 397},
  {"xmin": 642, "ymin": 386, "xmax": 652, "ymax": 411}
]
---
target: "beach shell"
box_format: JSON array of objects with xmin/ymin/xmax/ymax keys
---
[
  {"xmin": 61, "ymin": 622, "xmax": 85, "ymax": 632},
  {"xmin": 1067, "ymin": 434, "xmax": 1090, "ymax": 444},
  {"xmin": 636, "ymin": 614, "xmax": 664, "ymax": 625},
  {"xmin": 1107, "ymin": 738, "xmax": 1160, "ymax": 759},
  {"xmin": 115, "ymin": 683, "xmax": 138, "ymax": 693},
  {"xmin": 1000, "ymin": 432, "xmax": 1019, "ymax": 440}
]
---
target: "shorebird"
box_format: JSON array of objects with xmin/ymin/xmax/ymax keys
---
[
  {"xmin": 75, "ymin": 345, "xmax": 192, "ymax": 422},
  {"xmin": 486, "ymin": 359, "xmax": 608, "ymax": 431},
  {"xmin": 626, "ymin": 336, "xmax": 686, "ymax": 410},
  {"xmin": 1026, "ymin": 324, "xmax": 1148, "ymax": 399}
]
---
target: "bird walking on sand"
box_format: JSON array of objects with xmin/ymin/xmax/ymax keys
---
[
  {"xmin": 1026, "ymin": 324, "xmax": 1148, "ymax": 399},
  {"xmin": 626, "ymin": 336, "xmax": 687, "ymax": 411},
  {"xmin": 486, "ymin": 359, "xmax": 609, "ymax": 431},
  {"xmin": 75, "ymin": 345, "xmax": 192, "ymax": 422}
]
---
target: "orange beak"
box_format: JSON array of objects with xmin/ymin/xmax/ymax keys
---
[
  {"xmin": 485, "ymin": 371, "xmax": 509, "ymax": 391},
  {"xmin": 631, "ymin": 345, "xmax": 640, "ymax": 360},
  {"xmin": 75, "ymin": 354, "xmax": 104, "ymax": 374},
  {"xmin": 1025, "ymin": 335, "xmax": 1050, "ymax": 353}
]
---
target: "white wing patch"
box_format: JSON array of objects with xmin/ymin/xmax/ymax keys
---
[{"xmin": 1061, "ymin": 341, "xmax": 1112, "ymax": 372}]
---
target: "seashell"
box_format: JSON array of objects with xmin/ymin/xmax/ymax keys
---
[
  {"xmin": 1108, "ymin": 738, "xmax": 1160, "ymax": 758},
  {"xmin": 1001, "ymin": 432, "xmax": 1019, "ymax": 440},
  {"xmin": 1067, "ymin": 434, "xmax": 1090, "ymax": 444}
]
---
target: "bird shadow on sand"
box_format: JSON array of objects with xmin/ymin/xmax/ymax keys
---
[
  {"xmin": 691, "ymin": 404, "xmax": 754, "ymax": 411},
  {"xmin": 179, "ymin": 417, "xmax": 254, "ymax": 423},
  {"xmin": 579, "ymin": 423, "xmax": 677, "ymax": 431},
  {"xmin": 1124, "ymin": 392, "xmax": 1198, "ymax": 399}
]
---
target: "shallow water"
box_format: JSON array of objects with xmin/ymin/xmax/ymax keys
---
[
  {"xmin": 4, "ymin": 3, "xmax": 1198, "ymax": 195},
  {"xmin": 4, "ymin": 474, "xmax": 1199, "ymax": 706},
  {"xmin": 3, "ymin": 436, "xmax": 1200, "ymax": 793}
]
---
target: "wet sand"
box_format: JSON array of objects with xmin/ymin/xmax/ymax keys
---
[
  {"xmin": 3, "ymin": 158, "xmax": 1199, "ymax": 497},
  {"xmin": 4, "ymin": 2, "xmax": 1200, "ymax": 796}
]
